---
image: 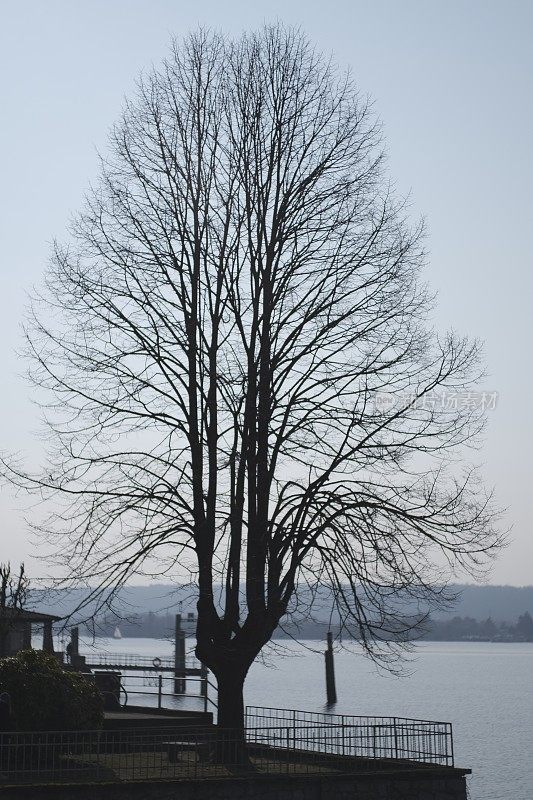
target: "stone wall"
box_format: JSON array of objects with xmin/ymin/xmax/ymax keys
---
[{"xmin": 0, "ymin": 768, "xmax": 470, "ymax": 800}]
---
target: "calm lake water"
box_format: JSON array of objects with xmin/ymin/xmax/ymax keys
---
[{"xmin": 77, "ymin": 637, "xmax": 533, "ymax": 800}]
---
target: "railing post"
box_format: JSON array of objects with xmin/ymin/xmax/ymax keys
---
[
  {"xmin": 200, "ymin": 664, "xmax": 208, "ymax": 713},
  {"xmin": 449, "ymin": 723, "xmax": 454, "ymax": 767},
  {"xmin": 157, "ymin": 674, "xmax": 163, "ymax": 709},
  {"xmin": 393, "ymin": 717, "xmax": 399, "ymax": 760},
  {"xmin": 95, "ymin": 728, "xmax": 101, "ymax": 781}
]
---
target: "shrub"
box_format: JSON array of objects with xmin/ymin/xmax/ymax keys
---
[{"xmin": 0, "ymin": 649, "xmax": 103, "ymax": 731}]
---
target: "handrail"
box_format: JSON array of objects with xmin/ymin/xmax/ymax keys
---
[
  {"xmin": 84, "ymin": 652, "xmax": 200, "ymax": 669},
  {"xmin": 89, "ymin": 666, "xmax": 218, "ymax": 714},
  {"xmin": 244, "ymin": 706, "xmax": 454, "ymax": 767},
  {"xmin": 245, "ymin": 705, "xmax": 452, "ymax": 727}
]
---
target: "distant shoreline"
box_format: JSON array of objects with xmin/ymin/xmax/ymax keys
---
[{"xmin": 83, "ymin": 632, "xmax": 533, "ymax": 644}]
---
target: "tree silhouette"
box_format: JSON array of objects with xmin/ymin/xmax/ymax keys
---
[
  {"xmin": 0, "ymin": 563, "xmax": 28, "ymax": 612},
  {"xmin": 516, "ymin": 612, "xmax": 533, "ymax": 640},
  {"xmin": 4, "ymin": 26, "xmax": 500, "ymax": 732},
  {"xmin": 0, "ymin": 563, "xmax": 29, "ymax": 657}
]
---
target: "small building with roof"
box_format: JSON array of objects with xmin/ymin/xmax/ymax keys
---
[{"xmin": 0, "ymin": 608, "xmax": 61, "ymax": 659}]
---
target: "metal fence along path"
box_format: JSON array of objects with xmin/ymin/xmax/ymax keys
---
[
  {"xmin": 0, "ymin": 706, "xmax": 455, "ymax": 786},
  {"xmin": 245, "ymin": 706, "xmax": 454, "ymax": 767}
]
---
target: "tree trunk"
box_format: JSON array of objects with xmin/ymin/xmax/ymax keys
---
[
  {"xmin": 217, "ymin": 668, "xmax": 246, "ymax": 731},
  {"xmin": 213, "ymin": 667, "xmax": 251, "ymax": 768}
]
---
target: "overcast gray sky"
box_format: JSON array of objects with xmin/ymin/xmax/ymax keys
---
[{"xmin": 0, "ymin": 0, "xmax": 531, "ymax": 585}]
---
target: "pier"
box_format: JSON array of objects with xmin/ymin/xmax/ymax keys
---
[
  {"xmin": 70, "ymin": 614, "xmax": 212, "ymax": 714},
  {"xmin": 84, "ymin": 652, "xmax": 202, "ymax": 675}
]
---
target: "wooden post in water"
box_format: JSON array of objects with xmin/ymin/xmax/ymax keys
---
[
  {"xmin": 174, "ymin": 614, "xmax": 186, "ymax": 694},
  {"xmin": 324, "ymin": 630, "xmax": 337, "ymax": 705}
]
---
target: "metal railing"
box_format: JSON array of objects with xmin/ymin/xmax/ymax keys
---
[
  {"xmin": 86, "ymin": 652, "xmax": 200, "ymax": 671},
  {"xmin": 245, "ymin": 707, "xmax": 454, "ymax": 767},
  {"xmin": 102, "ymin": 671, "xmax": 217, "ymax": 714},
  {"xmin": 0, "ymin": 720, "xmax": 454, "ymax": 786}
]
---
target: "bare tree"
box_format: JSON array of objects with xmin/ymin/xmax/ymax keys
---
[
  {"xmin": 0, "ymin": 563, "xmax": 29, "ymax": 611},
  {"xmin": 0, "ymin": 563, "xmax": 30, "ymax": 657},
  {"xmin": 4, "ymin": 26, "xmax": 500, "ymax": 732}
]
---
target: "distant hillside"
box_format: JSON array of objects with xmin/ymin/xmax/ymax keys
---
[
  {"xmin": 434, "ymin": 584, "xmax": 533, "ymax": 622},
  {"xmin": 28, "ymin": 584, "xmax": 196, "ymax": 620},
  {"xmin": 27, "ymin": 583, "xmax": 533, "ymax": 626}
]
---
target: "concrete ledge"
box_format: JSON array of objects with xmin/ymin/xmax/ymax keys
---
[{"xmin": 0, "ymin": 765, "xmax": 471, "ymax": 800}]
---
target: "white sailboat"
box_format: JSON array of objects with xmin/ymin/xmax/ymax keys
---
[{"xmin": 113, "ymin": 626, "xmax": 122, "ymax": 640}]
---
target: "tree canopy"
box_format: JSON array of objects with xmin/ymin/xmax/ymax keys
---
[{"xmin": 3, "ymin": 25, "xmax": 500, "ymax": 729}]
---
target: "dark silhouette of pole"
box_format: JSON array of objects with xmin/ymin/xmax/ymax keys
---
[
  {"xmin": 70, "ymin": 626, "xmax": 79, "ymax": 657},
  {"xmin": 200, "ymin": 663, "xmax": 208, "ymax": 712},
  {"xmin": 43, "ymin": 620, "xmax": 54, "ymax": 654},
  {"xmin": 174, "ymin": 614, "xmax": 186, "ymax": 694},
  {"xmin": 325, "ymin": 631, "xmax": 337, "ymax": 705}
]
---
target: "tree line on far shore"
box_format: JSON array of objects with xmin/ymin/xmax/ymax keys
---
[
  {"xmin": 420, "ymin": 611, "xmax": 533, "ymax": 642},
  {"xmin": 84, "ymin": 610, "xmax": 533, "ymax": 643}
]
